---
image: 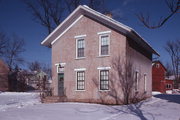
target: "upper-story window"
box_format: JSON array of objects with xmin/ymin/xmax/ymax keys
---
[
  {"xmin": 100, "ymin": 35, "xmax": 110, "ymax": 56},
  {"xmin": 76, "ymin": 39, "xmax": 85, "ymax": 58},
  {"xmin": 155, "ymin": 63, "xmax": 159, "ymax": 68}
]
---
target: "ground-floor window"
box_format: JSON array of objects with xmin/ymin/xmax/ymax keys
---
[
  {"xmin": 144, "ymin": 74, "xmax": 147, "ymax": 92},
  {"xmin": 135, "ymin": 71, "xmax": 139, "ymax": 91},
  {"xmin": 166, "ymin": 84, "xmax": 172, "ymax": 89},
  {"xmin": 100, "ymin": 70, "xmax": 109, "ymax": 90},
  {"xmin": 77, "ymin": 71, "xmax": 85, "ymax": 90}
]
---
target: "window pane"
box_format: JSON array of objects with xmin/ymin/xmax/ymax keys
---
[
  {"xmin": 101, "ymin": 45, "xmax": 108, "ymax": 55},
  {"xmin": 77, "ymin": 71, "xmax": 85, "ymax": 90},
  {"xmin": 135, "ymin": 72, "xmax": 139, "ymax": 91},
  {"xmin": 101, "ymin": 36, "xmax": 109, "ymax": 46},
  {"xmin": 100, "ymin": 35, "xmax": 109, "ymax": 55},
  {"xmin": 77, "ymin": 39, "xmax": 85, "ymax": 57},
  {"xmin": 100, "ymin": 70, "xmax": 109, "ymax": 90}
]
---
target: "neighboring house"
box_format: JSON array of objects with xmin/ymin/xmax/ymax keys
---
[
  {"xmin": 152, "ymin": 61, "xmax": 173, "ymax": 93},
  {"xmin": 41, "ymin": 5, "xmax": 159, "ymax": 104},
  {"xmin": 0, "ymin": 59, "xmax": 9, "ymax": 91},
  {"xmin": 24, "ymin": 70, "xmax": 50, "ymax": 91},
  {"xmin": 8, "ymin": 69, "xmax": 50, "ymax": 92},
  {"xmin": 165, "ymin": 75, "xmax": 174, "ymax": 91}
]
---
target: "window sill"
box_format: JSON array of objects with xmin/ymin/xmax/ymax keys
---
[
  {"xmin": 75, "ymin": 90, "xmax": 86, "ymax": 92},
  {"xmin": 75, "ymin": 57, "xmax": 86, "ymax": 60},
  {"xmin": 97, "ymin": 55, "xmax": 110, "ymax": 58},
  {"xmin": 99, "ymin": 89, "xmax": 110, "ymax": 92}
]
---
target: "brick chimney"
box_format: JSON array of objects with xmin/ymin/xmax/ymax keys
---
[{"xmin": 104, "ymin": 12, "xmax": 112, "ymax": 18}]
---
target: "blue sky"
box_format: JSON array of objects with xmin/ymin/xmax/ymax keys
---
[{"xmin": 0, "ymin": 0, "xmax": 179, "ymax": 68}]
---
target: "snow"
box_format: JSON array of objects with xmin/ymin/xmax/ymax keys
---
[
  {"xmin": 152, "ymin": 91, "xmax": 162, "ymax": 95},
  {"xmin": 0, "ymin": 92, "xmax": 180, "ymax": 120},
  {"xmin": 0, "ymin": 92, "xmax": 40, "ymax": 111},
  {"xmin": 166, "ymin": 90, "xmax": 173, "ymax": 94}
]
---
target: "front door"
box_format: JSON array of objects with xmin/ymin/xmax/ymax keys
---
[{"xmin": 58, "ymin": 73, "xmax": 64, "ymax": 96}]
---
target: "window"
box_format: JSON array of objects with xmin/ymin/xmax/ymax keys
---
[
  {"xmin": 100, "ymin": 35, "xmax": 109, "ymax": 56},
  {"xmin": 77, "ymin": 71, "xmax": 85, "ymax": 90},
  {"xmin": 135, "ymin": 71, "xmax": 139, "ymax": 91},
  {"xmin": 76, "ymin": 39, "xmax": 85, "ymax": 58},
  {"xmin": 100, "ymin": 70, "xmax": 109, "ymax": 90},
  {"xmin": 144, "ymin": 74, "xmax": 147, "ymax": 92},
  {"xmin": 155, "ymin": 63, "xmax": 159, "ymax": 68},
  {"xmin": 166, "ymin": 84, "xmax": 172, "ymax": 89}
]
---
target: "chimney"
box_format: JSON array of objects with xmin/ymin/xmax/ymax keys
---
[{"xmin": 104, "ymin": 12, "xmax": 112, "ymax": 18}]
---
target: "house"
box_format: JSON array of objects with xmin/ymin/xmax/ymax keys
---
[
  {"xmin": 17, "ymin": 70, "xmax": 50, "ymax": 91},
  {"xmin": 0, "ymin": 59, "xmax": 9, "ymax": 91},
  {"xmin": 26, "ymin": 70, "xmax": 51, "ymax": 91},
  {"xmin": 41, "ymin": 5, "xmax": 159, "ymax": 104},
  {"xmin": 152, "ymin": 61, "xmax": 173, "ymax": 93},
  {"xmin": 165, "ymin": 75, "xmax": 174, "ymax": 91}
]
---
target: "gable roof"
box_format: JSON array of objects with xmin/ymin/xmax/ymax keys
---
[
  {"xmin": 41, "ymin": 5, "xmax": 159, "ymax": 56},
  {"xmin": 152, "ymin": 61, "xmax": 167, "ymax": 71}
]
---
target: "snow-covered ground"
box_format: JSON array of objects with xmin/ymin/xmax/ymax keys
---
[
  {"xmin": 0, "ymin": 92, "xmax": 180, "ymax": 120},
  {"xmin": 0, "ymin": 92, "xmax": 40, "ymax": 111}
]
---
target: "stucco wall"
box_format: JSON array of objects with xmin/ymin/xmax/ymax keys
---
[{"xmin": 126, "ymin": 39, "xmax": 152, "ymax": 97}]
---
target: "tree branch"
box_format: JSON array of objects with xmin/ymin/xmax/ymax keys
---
[{"xmin": 137, "ymin": 0, "xmax": 180, "ymax": 29}]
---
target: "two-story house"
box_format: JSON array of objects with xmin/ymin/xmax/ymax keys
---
[{"xmin": 41, "ymin": 5, "xmax": 159, "ymax": 104}]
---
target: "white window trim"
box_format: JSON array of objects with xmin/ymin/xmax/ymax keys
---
[
  {"xmin": 97, "ymin": 31, "xmax": 111, "ymax": 35},
  {"xmin": 75, "ymin": 69, "xmax": 86, "ymax": 91},
  {"xmin": 99, "ymin": 34, "xmax": 110, "ymax": 57},
  {"xmin": 97, "ymin": 67, "xmax": 111, "ymax": 70},
  {"xmin": 74, "ymin": 34, "xmax": 86, "ymax": 39},
  {"xmin": 144, "ymin": 73, "xmax": 147, "ymax": 92},
  {"xmin": 76, "ymin": 38, "xmax": 86, "ymax": 59},
  {"xmin": 74, "ymin": 68, "xmax": 86, "ymax": 71},
  {"xmin": 98, "ymin": 67, "xmax": 111, "ymax": 91},
  {"xmin": 55, "ymin": 63, "xmax": 66, "ymax": 73}
]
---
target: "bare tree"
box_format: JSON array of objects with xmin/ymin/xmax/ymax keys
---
[
  {"xmin": 110, "ymin": 56, "xmax": 146, "ymax": 104},
  {"xmin": 28, "ymin": 61, "xmax": 42, "ymax": 72},
  {"xmin": 165, "ymin": 62, "xmax": 173, "ymax": 77},
  {"xmin": 41, "ymin": 63, "xmax": 52, "ymax": 80},
  {"xmin": 0, "ymin": 32, "xmax": 7, "ymax": 56},
  {"xmin": 28, "ymin": 61, "xmax": 51, "ymax": 79},
  {"xmin": 3, "ymin": 35, "xmax": 25, "ymax": 71},
  {"xmin": 92, "ymin": 56, "xmax": 146, "ymax": 105},
  {"xmin": 165, "ymin": 39, "xmax": 180, "ymax": 88},
  {"xmin": 23, "ymin": 0, "xmax": 109, "ymax": 34},
  {"xmin": 23, "ymin": 0, "xmax": 65, "ymax": 34},
  {"xmin": 137, "ymin": 0, "xmax": 180, "ymax": 29},
  {"xmin": 64, "ymin": 0, "xmax": 82, "ymax": 13}
]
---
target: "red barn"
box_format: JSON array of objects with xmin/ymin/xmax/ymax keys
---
[{"xmin": 152, "ymin": 61, "xmax": 173, "ymax": 93}]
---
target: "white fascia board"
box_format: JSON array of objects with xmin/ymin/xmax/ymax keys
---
[
  {"xmin": 74, "ymin": 68, "xmax": 86, "ymax": 71},
  {"xmin": 97, "ymin": 67, "xmax": 111, "ymax": 70},
  {"xmin": 97, "ymin": 31, "xmax": 111, "ymax": 35},
  {"xmin": 41, "ymin": 6, "xmax": 82, "ymax": 45},
  {"xmin": 74, "ymin": 34, "xmax": 87, "ymax": 39},
  {"xmin": 51, "ymin": 15, "xmax": 84, "ymax": 45}
]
